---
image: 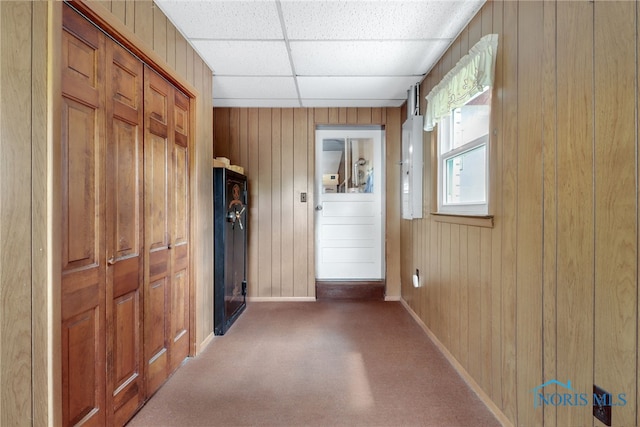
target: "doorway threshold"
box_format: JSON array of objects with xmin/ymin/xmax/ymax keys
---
[{"xmin": 316, "ymin": 280, "xmax": 385, "ymax": 301}]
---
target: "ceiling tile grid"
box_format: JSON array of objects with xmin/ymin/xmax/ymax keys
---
[
  {"xmin": 192, "ymin": 40, "xmax": 292, "ymax": 75},
  {"xmin": 155, "ymin": 0, "xmax": 485, "ymax": 108}
]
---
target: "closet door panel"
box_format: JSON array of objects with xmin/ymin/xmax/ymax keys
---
[
  {"xmin": 62, "ymin": 100, "xmax": 100, "ymax": 274},
  {"xmin": 105, "ymin": 40, "xmax": 145, "ymax": 425},
  {"xmin": 170, "ymin": 91, "xmax": 190, "ymax": 371},
  {"xmin": 170, "ymin": 146, "xmax": 189, "ymax": 369},
  {"xmin": 144, "ymin": 66, "xmax": 173, "ymax": 395},
  {"xmin": 61, "ymin": 309, "xmax": 102, "ymax": 427},
  {"xmin": 61, "ymin": 5, "xmax": 106, "ymax": 425}
]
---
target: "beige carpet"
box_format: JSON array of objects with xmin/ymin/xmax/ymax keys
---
[{"xmin": 127, "ymin": 301, "xmax": 501, "ymax": 427}]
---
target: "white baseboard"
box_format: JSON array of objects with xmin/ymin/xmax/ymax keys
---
[
  {"xmin": 247, "ymin": 297, "xmax": 316, "ymax": 302},
  {"xmin": 400, "ymin": 299, "xmax": 513, "ymax": 427}
]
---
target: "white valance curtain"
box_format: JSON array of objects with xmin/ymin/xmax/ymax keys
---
[{"xmin": 424, "ymin": 33, "xmax": 499, "ymax": 131}]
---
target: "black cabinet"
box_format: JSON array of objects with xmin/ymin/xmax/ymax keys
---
[{"xmin": 213, "ymin": 168, "xmax": 247, "ymax": 335}]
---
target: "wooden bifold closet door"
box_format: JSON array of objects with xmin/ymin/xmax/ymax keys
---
[
  {"xmin": 61, "ymin": 8, "xmax": 107, "ymax": 425},
  {"xmin": 104, "ymin": 36, "xmax": 145, "ymax": 427},
  {"xmin": 143, "ymin": 66, "xmax": 191, "ymax": 397},
  {"xmin": 60, "ymin": 5, "xmax": 190, "ymax": 426}
]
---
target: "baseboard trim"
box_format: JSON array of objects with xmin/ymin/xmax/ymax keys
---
[
  {"xmin": 384, "ymin": 295, "xmax": 401, "ymax": 301},
  {"xmin": 247, "ymin": 297, "xmax": 317, "ymax": 302},
  {"xmin": 400, "ymin": 299, "xmax": 513, "ymax": 427},
  {"xmin": 195, "ymin": 331, "xmax": 215, "ymax": 356}
]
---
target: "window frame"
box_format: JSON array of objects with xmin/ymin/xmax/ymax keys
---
[{"xmin": 435, "ymin": 90, "xmax": 492, "ymax": 216}]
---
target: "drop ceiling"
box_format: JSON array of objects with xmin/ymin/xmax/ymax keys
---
[{"xmin": 154, "ymin": 0, "xmax": 485, "ymax": 108}]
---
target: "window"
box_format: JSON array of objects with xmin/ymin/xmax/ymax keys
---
[
  {"xmin": 424, "ymin": 33, "xmax": 498, "ymax": 217},
  {"xmin": 438, "ymin": 88, "xmax": 491, "ymax": 214}
]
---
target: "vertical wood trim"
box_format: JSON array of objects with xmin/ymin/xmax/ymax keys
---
[
  {"xmin": 346, "ymin": 108, "xmax": 357, "ymax": 124},
  {"xmin": 372, "ymin": 107, "xmax": 382, "ymax": 124},
  {"xmin": 480, "ymin": 227, "xmax": 493, "ymax": 393},
  {"xmin": 541, "ymin": 1, "xmax": 557, "ymax": 426},
  {"xmin": 271, "ymin": 109, "xmax": 282, "ymax": 296},
  {"xmin": 111, "ymin": 1, "xmax": 125, "ymax": 22},
  {"xmin": 124, "ymin": 0, "xmax": 135, "ymax": 32},
  {"xmin": 133, "ymin": 0, "xmax": 153, "ymax": 47},
  {"xmin": 468, "ymin": 12, "xmax": 483, "ymax": 47},
  {"xmin": 175, "ymin": 32, "xmax": 187, "ymax": 77},
  {"xmin": 306, "ymin": 111, "xmax": 315, "ymax": 296},
  {"xmin": 357, "ymin": 107, "xmax": 372, "ymax": 124},
  {"xmin": 293, "ymin": 109, "xmax": 308, "ymax": 296},
  {"xmin": 328, "ymin": 107, "xmax": 339, "ymax": 124},
  {"xmin": 152, "ymin": 4, "xmax": 167, "ymax": 61},
  {"xmin": 258, "ymin": 109, "xmax": 273, "ymax": 297},
  {"xmin": 468, "ymin": 227, "xmax": 482, "ymax": 381},
  {"xmin": 1, "ymin": 1, "xmax": 34, "ymax": 424},
  {"xmin": 515, "ymin": 2, "xmax": 544, "ymax": 425},
  {"xmin": 40, "ymin": 3, "xmax": 63, "ymax": 425},
  {"xmin": 185, "ymin": 44, "xmax": 194, "ymax": 86},
  {"xmin": 481, "ymin": 1, "xmax": 493, "ymax": 37},
  {"xmin": 229, "ymin": 108, "xmax": 240, "ymax": 165},
  {"xmin": 458, "ymin": 225, "xmax": 469, "ymax": 370},
  {"xmin": 450, "ymin": 224, "xmax": 461, "ymax": 360},
  {"xmin": 166, "ymin": 24, "xmax": 176, "ymax": 70},
  {"xmin": 194, "ymin": 57, "xmax": 213, "ymax": 353},
  {"xmin": 441, "ymin": 223, "xmax": 452, "ymax": 349},
  {"xmin": 247, "ymin": 109, "xmax": 259, "ymax": 297},
  {"xmin": 500, "ymin": 1, "xmax": 519, "ymax": 421},
  {"xmin": 280, "ymin": 108, "xmax": 294, "ymax": 296},
  {"xmin": 314, "ymin": 107, "xmax": 328, "ymax": 124},
  {"xmin": 556, "ymin": 2, "xmax": 594, "ymax": 426},
  {"xmin": 239, "ymin": 108, "xmax": 249, "ymax": 169},
  {"xmin": 594, "ymin": 3, "xmax": 637, "ymax": 425},
  {"xmin": 451, "ymin": 36, "xmax": 462, "ymax": 66},
  {"xmin": 637, "ymin": 3, "xmax": 640, "ymax": 424},
  {"xmin": 489, "ymin": 0, "xmax": 504, "ymax": 407}
]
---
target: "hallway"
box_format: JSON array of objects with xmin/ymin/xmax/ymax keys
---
[{"xmin": 127, "ymin": 301, "xmax": 501, "ymax": 426}]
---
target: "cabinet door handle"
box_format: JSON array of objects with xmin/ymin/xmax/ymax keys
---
[
  {"xmin": 168, "ymin": 243, "xmax": 172, "ymax": 250},
  {"xmin": 107, "ymin": 257, "xmax": 116, "ymax": 265}
]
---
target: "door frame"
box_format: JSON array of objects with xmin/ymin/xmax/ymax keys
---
[{"xmin": 314, "ymin": 125, "xmax": 386, "ymax": 283}]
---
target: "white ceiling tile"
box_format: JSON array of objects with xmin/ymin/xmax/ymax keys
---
[
  {"xmin": 213, "ymin": 76, "xmax": 299, "ymax": 99},
  {"xmin": 300, "ymin": 98, "xmax": 404, "ymax": 108},
  {"xmin": 290, "ymin": 40, "xmax": 450, "ymax": 76},
  {"xmin": 280, "ymin": 1, "xmax": 484, "ymax": 40},
  {"xmin": 215, "ymin": 98, "xmax": 302, "ymax": 108},
  {"xmin": 298, "ymin": 76, "xmax": 421, "ymax": 101},
  {"xmin": 192, "ymin": 40, "xmax": 292, "ymax": 75},
  {"xmin": 155, "ymin": 0, "xmax": 283, "ymax": 39}
]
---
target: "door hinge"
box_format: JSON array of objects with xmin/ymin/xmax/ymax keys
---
[{"xmin": 242, "ymin": 280, "xmax": 247, "ymax": 296}]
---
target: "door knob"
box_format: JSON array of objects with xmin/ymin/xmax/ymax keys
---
[{"xmin": 315, "ymin": 205, "xmax": 323, "ymax": 211}]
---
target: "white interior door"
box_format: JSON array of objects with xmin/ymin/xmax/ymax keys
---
[{"xmin": 315, "ymin": 127, "xmax": 384, "ymax": 280}]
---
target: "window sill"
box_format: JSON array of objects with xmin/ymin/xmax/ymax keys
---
[{"xmin": 431, "ymin": 212, "xmax": 494, "ymax": 228}]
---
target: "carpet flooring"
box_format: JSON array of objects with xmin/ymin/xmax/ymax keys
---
[{"xmin": 127, "ymin": 301, "xmax": 501, "ymax": 427}]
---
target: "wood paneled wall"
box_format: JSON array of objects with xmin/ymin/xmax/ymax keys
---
[
  {"xmin": 1, "ymin": 2, "xmax": 36, "ymax": 424},
  {"xmin": 213, "ymin": 107, "xmax": 402, "ymax": 299},
  {"xmin": 0, "ymin": 0, "xmax": 213, "ymax": 424},
  {"xmin": 401, "ymin": 1, "xmax": 640, "ymax": 426}
]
